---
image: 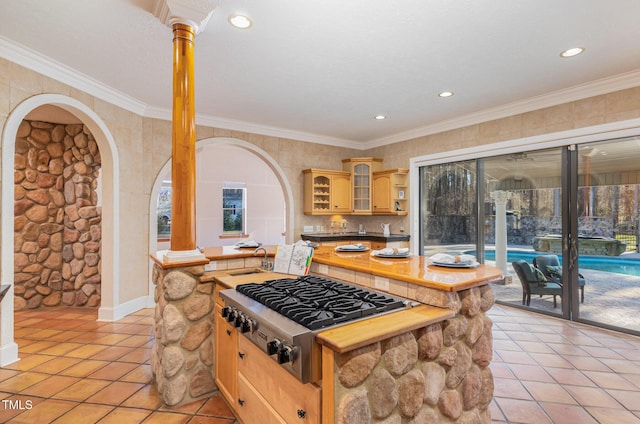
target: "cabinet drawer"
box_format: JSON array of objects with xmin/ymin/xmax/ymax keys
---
[
  {"xmin": 238, "ymin": 336, "xmax": 321, "ymax": 424},
  {"xmin": 237, "ymin": 373, "xmax": 287, "ymax": 424}
]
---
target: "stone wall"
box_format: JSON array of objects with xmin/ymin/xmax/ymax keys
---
[
  {"xmin": 150, "ymin": 264, "xmax": 216, "ymax": 406},
  {"xmin": 333, "ymin": 285, "xmax": 494, "ymax": 423},
  {"xmin": 14, "ymin": 120, "xmax": 102, "ymax": 309}
]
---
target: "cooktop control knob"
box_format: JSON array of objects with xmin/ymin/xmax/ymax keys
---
[
  {"xmin": 221, "ymin": 306, "xmax": 231, "ymax": 318},
  {"xmin": 266, "ymin": 339, "xmax": 281, "ymax": 356},
  {"xmin": 226, "ymin": 308, "xmax": 237, "ymax": 323},
  {"xmin": 240, "ymin": 317, "xmax": 255, "ymax": 334},
  {"xmin": 234, "ymin": 313, "xmax": 245, "ymax": 329},
  {"xmin": 277, "ymin": 344, "xmax": 295, "ymax": 364}
]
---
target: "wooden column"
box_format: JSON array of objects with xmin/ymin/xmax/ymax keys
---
[{"xmin": 170, "ymin": 23, "xmax": 197, "ymax": 253}]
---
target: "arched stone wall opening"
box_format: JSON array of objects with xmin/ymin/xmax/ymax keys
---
[
  {"xmin": 2, "ymin": 94, "xmax": 120, "ymax": 365},
  {"xmin": 13, "ymin": 118, "xmax": 102, "ymax": 309}
]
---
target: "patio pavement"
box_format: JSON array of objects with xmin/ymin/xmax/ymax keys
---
[
  {"xmin": 492, "ymin": 265, "xmax": 640, "ymax": 333},
  {"xmin": 424, "ymin": 244, "xmax": 640, "ymax": 334}
]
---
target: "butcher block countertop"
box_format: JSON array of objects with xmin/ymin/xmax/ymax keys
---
[
  {"xmin": 312, "ymin": 246, "xmax": 503, "ymax": 292},
  {"xmin": 150, "ymin": 245, "xmax": 278, "ymax": 269},
  {"xmin": 201, "ymin": 245, "xmax": 277, "ymax": 260},
  {"xmin": 316, "ymin": 304, "xmax": 454, "ymax": 353}
]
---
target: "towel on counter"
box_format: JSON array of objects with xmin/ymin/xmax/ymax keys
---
[
  {"xmin": 336, "ymin": 243, "xmax": 365, "ymax": 250},
  {"xmin": 235, "ymin": 240, "xmax": 260, "ymax": 248},
  {"xmin": 371, "ymin": 247, "xmax": 410, "ymax": 256},
  {"xmin": 428, "ymin": 253, "xmax": 476, "ymax": 265}
]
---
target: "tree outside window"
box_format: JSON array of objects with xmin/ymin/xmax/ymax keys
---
[
  {"xmin": 223, "ymin": 183, "xmax": 246, "ymax": 234},
  {"xmin": 157, "ymin": 183, "xmax": 172, "ymax": 237}
]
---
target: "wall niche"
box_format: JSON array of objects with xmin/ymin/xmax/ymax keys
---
[{"xmin": 14, "ymin": 120, "xmax": 102, "ymax": 309}]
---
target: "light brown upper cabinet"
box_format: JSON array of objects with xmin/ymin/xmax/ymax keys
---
[
  {"xmin": 342, "ymin": 158, "xmax": 383, "ymax": 214},
  {"xmin": 373, "ymin": 168, "xmax": 409, "ymax": 215},
  {"xmin": 303, "ymin": 169, "xmax": 352, "ymax": 215}
]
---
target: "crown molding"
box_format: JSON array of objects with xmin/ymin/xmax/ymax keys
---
[
  {"xmin": 0, "ymin": 36, "xmax": 149, "ymax": 117},
  {"xmin": 1, "ymin": 36, "xmax": 361, "ymax": 150},
  {"xmin": 194, "ymin": 113, "xmax": 364, "ymax": 149},
  {"xmin": 2, "ymin": 36, "xmax": 640, "ymax": 152},
  {"xmin": 364, "ymin": 69, "xmax": 640, "ymax": 150}
]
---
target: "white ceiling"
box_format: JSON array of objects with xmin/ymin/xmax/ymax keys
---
[{"xmin": 2, "ymin": 0, "xmax": 640, "ymax": 149}]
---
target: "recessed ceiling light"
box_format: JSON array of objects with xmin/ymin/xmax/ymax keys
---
[
  {"xmin": 560, "ymin": 47, "xmax": 584, "ymax": 58},
  {"xmin": 374, "ymin": 114, "xmax": 386, "ymax": 120},
  {"xmin": 438, "ymin": 91, "xmax": 454, "ymax": 98},
  {"xmin": 228, "ymin": 14, "xmax": 253, "ymax": 29}
]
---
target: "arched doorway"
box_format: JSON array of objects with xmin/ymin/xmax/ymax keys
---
[
  {"xmin": 148, "ymin": 137, "xmax": 293, "ymax": 298},
  {"xmin": 1, "ymin": 94, "xmax": 119, "ymax": 365}
]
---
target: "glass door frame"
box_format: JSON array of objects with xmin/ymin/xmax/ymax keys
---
[
  {"xmin": 562, "ymin": 145, "xmax": 580, "ymax": 321},
  {"xmin": 411, "ymin": 122, "xmax": 640, "ymax": 336}
]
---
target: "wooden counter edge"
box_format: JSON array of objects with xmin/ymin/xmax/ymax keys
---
[
  {"xmin": 315, "ymin": 304, "xmax": 454, "ymax": 354},
  {"xmin": 312, "ymin": 255, "xmax": 501, "ymax": 292},
  {"xmin": 149, "ymin": 253, "xmax": 209, "ymax": 269}
]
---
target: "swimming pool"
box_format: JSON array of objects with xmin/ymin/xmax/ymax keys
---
[{"xmin": 470, "ymin": 250, "xmax": 640, "ymax": 277}]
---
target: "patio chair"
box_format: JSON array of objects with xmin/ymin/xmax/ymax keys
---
[
  {"xmin": 512, "ymin": 259, "xmax": 563, "ymax": 307},
  {"xmin": 533, "ymin": 255, "xmax": 585, "ymax": 303}
]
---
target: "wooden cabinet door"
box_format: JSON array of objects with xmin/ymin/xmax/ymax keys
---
[
  {"xmin": 238, "ymin": 337, "xmax": 321, "ymax": 424},
  {"xmin": 236, "ymin": 374, "xmax": 287, "ymax": 424},
  {"xmin": 373, "ymin": 173, "xmax": 392, "ymax": 213},
  {"xmin": 331, "ymin": 173, "xmax": 352, "ymax": 213},
  {"xmin": 215, "ymin": 304, "xmax": 238, "ymax": 406}
]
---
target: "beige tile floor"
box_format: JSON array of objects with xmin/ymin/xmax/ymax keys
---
[
  {"xmin": 1, "ymin": 305, "xmax": 639, "ymax": 423},
  {"xmin": 489, "ymin": 304, "xmax": 640, "ymax": 423},
  {"xmin": 0, "ymin": 307, "xmax": 236, "ymax": 423}
]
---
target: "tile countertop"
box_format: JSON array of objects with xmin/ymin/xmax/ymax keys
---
[
  {"xmin": 311, "ymin": 246, "xmax": 503, "ymax": 292},
  {"xmin": 301, "ymin": 232, "xmax": 409, "ymax": 242}
]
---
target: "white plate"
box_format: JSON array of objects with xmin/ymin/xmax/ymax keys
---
[
  {"xmin": 336, "ymin": 246, "xmax": 369, "ymax": 252},
  {"xmin": 374, "ymin": 253, "xmax": 410, "ymax": 258},
  {"xmin": 430, "ymin": 261, "xmax": 478, "ymax": 268}
]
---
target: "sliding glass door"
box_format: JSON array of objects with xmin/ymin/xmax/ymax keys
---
[
  {"xmin": 481, "ymin": 148, "xmax": 565, "ymax": 316},
  {"xmin": 419, "ymin": 136, "xmax": 640, "ymax": 335},
  {"xmin": 575, "ymin": 139, "xmax": 640, "ymax": 332}
]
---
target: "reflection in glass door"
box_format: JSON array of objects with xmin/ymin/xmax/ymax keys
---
[
  {"xmin": 576, "ymin": 138, "xmax": 640, "ymax": 333},
  {"xmin": 418, "ymin": 137, "xmax": 640, "ymax": 335},
  {"xmin": 481, "ymin": 149, "xmax": 565, "ymax": 316}
]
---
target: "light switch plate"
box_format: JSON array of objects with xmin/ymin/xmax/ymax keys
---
[{"xmin": 303, "ymin": 226, "xmax": 314, "ymax": 233}]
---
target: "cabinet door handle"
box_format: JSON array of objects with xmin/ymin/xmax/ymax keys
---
[
  {"xmin": 238, "ymin": 399, "xmax": 245, "ymax": 406},
  {"xmin": 226, "ymin": 329, "xmax": 231, "ymax": 336},
  {"xmin": 297, "ymin": 409, "xmax": 307, "ymax": 419},
  {"xmin": 238, "ymin": 352, "xmax": 245, "ymax": 359}
]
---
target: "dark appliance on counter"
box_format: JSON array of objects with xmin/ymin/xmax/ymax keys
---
[{"xmin": 219, "ymin": 275, "xmax": 413, "ymax": 383}]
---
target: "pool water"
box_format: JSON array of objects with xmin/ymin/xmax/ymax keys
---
[{"xmin": 474, "ymin": 250, "xmax": 640, "ymax": 277}]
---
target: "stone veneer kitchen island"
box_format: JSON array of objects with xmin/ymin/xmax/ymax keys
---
[
  {"xmin": 149, "ymin": 246, "xmax": 278, "ymax": 406},
  {"xmin": 310, "ymin": 246, "xmax": 502, "ymax": 423},
  {"xmin": 151, "ymin": 245, "xmax": 502, "ymax": 423}
]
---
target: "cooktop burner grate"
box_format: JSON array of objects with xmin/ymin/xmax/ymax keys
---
[{"xmin": 235, "ymin": 275, "xmax": 406, "ymax": 330}]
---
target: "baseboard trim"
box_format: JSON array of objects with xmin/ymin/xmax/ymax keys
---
[
  {"xmin": 0, "ymin": 342, "xmax": 19, "ymax": 367},
  {"xmin": 97, "ymin": 295, "xmax": 149, "ymax": 322}
]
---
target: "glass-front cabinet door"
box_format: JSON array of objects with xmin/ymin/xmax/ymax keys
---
[{"xmin": 342, "ymin": 158, "xmax": 382, "ymax": 214}]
